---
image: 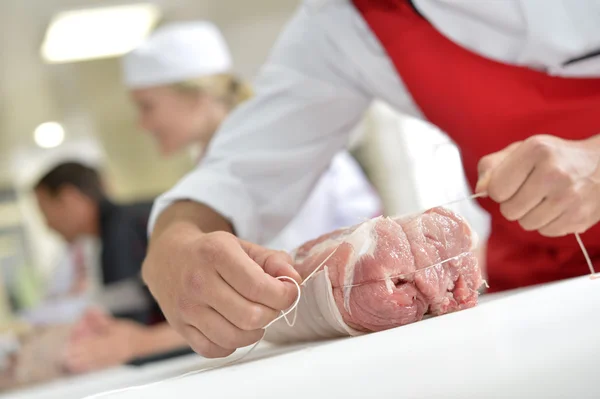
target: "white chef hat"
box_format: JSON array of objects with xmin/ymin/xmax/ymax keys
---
[{"xmin": 122, "ymin": 21, "xmax": 232, "ymax": 89}]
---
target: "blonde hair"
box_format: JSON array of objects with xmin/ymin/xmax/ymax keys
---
[{"xmin": 173, "ymin": 73, "xmax": 253, "ymax": 110}]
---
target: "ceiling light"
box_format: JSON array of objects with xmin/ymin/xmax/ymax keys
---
[
  {"xmin": 34, "ymin": 122, "xmax": 65, "ymax": 148},
  {"xmin": 41, "ymin": 3, "xmax": 161, "ymax": 64}
]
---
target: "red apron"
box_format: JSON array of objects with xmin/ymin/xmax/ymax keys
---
[{"xmin": 353, "ymin": 0, "xmax": 600, "ymax": 292}]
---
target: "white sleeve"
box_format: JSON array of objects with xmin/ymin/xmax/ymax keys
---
[
  {"xmin": 328, "ymin": 152, "xmax": 382, "ymax": 228},
  {"xmin": 149, "ymin": 4, "xmax": 373, "ymax": 244}
]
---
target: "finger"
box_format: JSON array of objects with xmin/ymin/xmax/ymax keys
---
[
  {"xmin": 239, "ymin": 240, "xmax": 301, "ymax": 283},
  {"xmin": 528, "ymin": 182, "xmax": 595, "ymax": 235},
  {"xmin": 70, "ymin": 322, "xmax": 91, "ymax": 342},
  {"xmin": 475, "ymin": 172, "xmax": 492, "ymax": 195},
  {"xmin": 517, "ymin": 198, "xmax": 564, "ymax": 231},
  {"xmin": 517, "ymin": 184, "xmax": 580, "ymax": 231},
  {"xmin": 217, "ymin": 243, "xmax": 299, "ymax": 311},
  {"xmin": 81, "ymin": 307, "xmax": 112, "ymax": 334},
  {"xmin": 196, "ymin": 307, "xmax": 264, "ymax": 350},
  {"xmin": 263, "ymin": 253, "xmax": 302, "ymax": 283},
  {"xmin": 476, "ymin": 141, "xmax": 521, "ymax": 193},
  {"xmin": 71, "ymin": 308, "xmax": 101, "ymax": 338},
  {"xmin": 537, "ymin": 205, "xmax": 593, "ymax": 237},
  {"xmin": 205, "ymin": 277, "xmax": 279, "ymax": 330},
  {"xmin": 487, "ymin": 142, "xmax": 538, "ymax": 202},
  {"xmin": 498, "ymin": 165, "xmax": 548, "ymax": 221},
  {"xmin": 537, "ymin": 211, "xmax": 574, "ymax": 237},
  {"xmin": 88, "ymin": 311, "xmax": 112, "ymax": 331},
  {"xmin": 182, "ymin": 325, "xmax": 235, "ymax": 359},
  {"xmin": 63, "ymin": 348, "xmax": 80, "ymax": 372},
  {"xmin": 64, "ymin": 354, "xmax": 88, "ymax": 374},
  {"xmin": 64, "ymin": 344, "xmax": 94, "ymax": 373}
]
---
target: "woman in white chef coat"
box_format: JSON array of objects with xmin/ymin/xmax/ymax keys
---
[
  {"xmin": 122, "ymin": 20, "xmax": 381, "ymax": 252},
  {"xmin": 140, "ymin": 0, "xmax": 600, "ymax": 359},
  {"xmin": 63, "ymin": 20, "xmax": 381, "ymax": 373}
]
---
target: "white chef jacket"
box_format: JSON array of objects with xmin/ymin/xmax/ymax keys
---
[
  {"xmin": 150, "ymin": 0, "xmax": 600, "ymax": 245},
  {"xmin": 186, "ymin": 139, "xmax": 379, "ymax": 251},
  {"xmin": 266, "ymin": 151, "xmax": 381, "ymax": 251}
]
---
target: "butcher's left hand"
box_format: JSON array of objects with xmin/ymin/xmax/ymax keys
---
[
  {"xmin": 64, "ymin": 318, "xmax": 147, "ymax": 373},
  {"xmin": 476, "ymin": 134, "xmax": 600, "ymax": 237}
]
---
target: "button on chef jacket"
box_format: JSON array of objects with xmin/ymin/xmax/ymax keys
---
[{"xmin": 150, "ymin": 0, "xmax": 600, "ymax": 292}]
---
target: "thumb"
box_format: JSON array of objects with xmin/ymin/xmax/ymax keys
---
[
  {"xmin": 238, "ymin": 239, "xmax": 301, "ymax": 284},
  {"xmin": 475, "ymin": 167, "xmax": 493, "ymax": 194},
  {"xmin": 476, "ymin": 141, "xmax": 522, "ymax": 194},
  {"xmin": 73, "ymin": 307, "xmax": 111, "ymax": 340}
]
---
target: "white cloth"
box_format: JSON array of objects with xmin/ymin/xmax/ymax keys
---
[
  {"xmin": 264, "ymin": 268, "xmax": 362, "ymax": 344},
  {"xmin": 44, "ymin": 238, "xmax": 103, "ymax": 297},
  {"xmin": 122, "ymin": 21, "xmax": 232, "ymax": 89},
  {"xmin": 20, "ymin": 237, "xmax": 150, "ymax": 325},
  {"xmin": 149, "ymin": 0, "xmax": 600, "ymax": 244},
  {"xmin": 266, "ymin": 152, "xmax": 380, "ymax": 252},
  {"xmin": 412, "ymin": 0, "xmax": 600, "ymax": 77},
  {"xmin": 18, "ymin": 296, "xmax": 91, "ymax": 326},
  {"xmin": 20, "ymin": 240, "xmax": 96, "ymax": 326},
  {"xmin": 44, "ymin": 245, "xmax": 80, "ymax": 299}
]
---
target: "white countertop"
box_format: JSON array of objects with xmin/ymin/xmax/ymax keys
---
[
  {"xmin": 0, "ymin": 353, "xmax": 200, "ymax": 399},
  {"xmin": 0, "ymin": 339, "xmax": 317, "ymax": 399},
  {"xmin": 3, "ymin": 276, "xmax": 599, "ymax": 399}
]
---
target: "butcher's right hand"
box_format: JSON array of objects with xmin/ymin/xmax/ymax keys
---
[{"xmin": 142, "ymin": 221, "xmax": 301, "ymax": 358}]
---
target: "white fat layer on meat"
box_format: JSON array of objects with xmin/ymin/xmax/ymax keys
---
[
  {"xmin": 385, "ymin": 277, "xmax": 395, "ymax": 294},
  {"xmin": 342, "ymin": 217, "xmax": 381, "ymax": 314},
  {"xmin": 296, "ymin": 230, "xmax": 353, "ymax": 263}
]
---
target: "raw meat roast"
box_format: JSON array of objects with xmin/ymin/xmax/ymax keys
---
[{"xmin": 265, "ymin": 207, "xmax": 483, "ymax": 343}]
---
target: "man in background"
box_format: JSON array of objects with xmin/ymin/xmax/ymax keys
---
[
  {"xmin": 32, "ymin": 162, "xmax": 192, "ymax": 373},
  {"xmin": 33, "ymin": 162, "xmax": 156, "ymax": 324}
]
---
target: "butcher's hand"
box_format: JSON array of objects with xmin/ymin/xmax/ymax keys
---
[
  {"xmin": 142, "ymin": 201, "xmax": 301, "ymax": 358},
  {"xmin": 476, "ymin": 134, "xmax": 600, "ymax": 237}
]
